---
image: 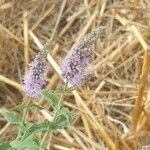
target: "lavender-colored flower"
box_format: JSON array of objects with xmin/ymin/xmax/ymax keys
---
[
  {"xmin": 61, "ymin": 27, "xmax": 102, "ymax": 85},
  {"xmin": 23, "ymin": 48, "xmax": 48, "ymax": 99}
]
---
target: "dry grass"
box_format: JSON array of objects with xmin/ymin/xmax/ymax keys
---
[{"xmin": 0, "ymin": 0, "xmax": 150, "ymax": 149}]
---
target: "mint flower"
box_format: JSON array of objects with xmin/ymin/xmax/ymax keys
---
[
  {"xmin": 61, "ymin": 28, "xmax": 101, "ymax": 85},
  {"xmin": 23, "ymin": 49, "xmax": 48, "ymax": 99}
]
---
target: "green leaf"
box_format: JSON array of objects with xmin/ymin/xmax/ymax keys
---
[
  {"xmin": 0, "ymin": 108, "xmax": 23, "ymax": 126},
  {"xmin": 0, "ymin": 141, "xmax": 14, "ymax": 150},
  {"xmin": 17, "ymin": 103, "xmax": 44, "ymax": 110},
  {"xmin": 53, "ymin": 107, "xmax": 72, "ymax": 129},
  {"xmin": 20, "ymin": 123, "xmax": 33, "ymax": 135},
  {"xmin": 10, "ymin": 135, "xmax": 45, "ymax": 150},
  {"xmin": 41, "ymin": 89, "xmax": 59, "ymax": 109},
  {"xmin": 22, "ymin": 121, "xmax": 53, "ymax": 140}
]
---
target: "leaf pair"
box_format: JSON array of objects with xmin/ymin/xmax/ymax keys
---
[
  {"xmin": 41, "ymin": 89, "xmax": 72, "ymax": 128},
  {"xmin": 0, "ymin": 89, "xmax": 73, "ymax": 150},
  {"xmin": 0, "ymin": 109, "xmax": 45, "ymax": 150}
]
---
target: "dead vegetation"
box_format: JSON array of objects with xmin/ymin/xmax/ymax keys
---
[{"xmin": 0, "ymin": 0, "xmax": 150, "ymax": 149}]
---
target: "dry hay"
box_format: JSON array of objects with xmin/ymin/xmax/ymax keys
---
[{"xmin": 0, "ymin": 0, "xmax": 150, "ymax": 150}]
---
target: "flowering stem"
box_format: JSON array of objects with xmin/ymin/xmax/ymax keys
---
[
  {"xmin": 22, "ymin": 98, "xmax": 31, "ymax": 121},
  {"xmin": 39, "ymin": 83, "xmax": 68, "ymax": 147},
  {"xmin": 58, "ymin": 82, "xmax": 68, "ymax": 107},
  {"xmin": 53, "ymin": 83, "xmax": 68, "ymax": 122},
  {"xmin": 17, "ymin": 98, "xmax": 31, "ymax": 137}
]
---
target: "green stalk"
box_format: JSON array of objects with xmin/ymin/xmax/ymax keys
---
[
  {"xmin": 40, "ymin": 131, "xmax": 49, "ymax": 148},
  {"xmin": 40, "ymin": 83, "xmax": 68, "ymax": 147}
]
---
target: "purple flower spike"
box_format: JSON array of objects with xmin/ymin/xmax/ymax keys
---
[
  {"xmin": 61, "ymin": 28, "xmax": 102, "ymax": 85},
  {"xmin": 23, "ymin": 49, "xmax": 48, "ymax": 99}
]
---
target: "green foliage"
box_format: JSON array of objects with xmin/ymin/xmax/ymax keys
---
[
  {"xmin": 41, "ymin": 89, "xmax": 59, "ymax": 109},
  {"xmin": 53, "ymin": 107, "xmax": 72, "ymax": 129},
  {"xmin": 17, "ymin": 102, "xmax": 44, "ymax": 110},
  {"xmin": 0, "ymin": 136, "xmax": 45, "ymax": 150},
  {"xmin": 21, "ymin": 107, "xmax": 72, "ymax": 140},
  {"xmin": 0, "ymin": 108, "xmax": 24, "ymax": 126},
  {"xmin": 22, "ymin": 121, "xmax": 53, "ymax": 140},
  {"xmin": 0, "ymin": 88, "xmax": 73, "ymax": 150},
  {"xmin": 0, "ymin": 142, "xmax": 14, "ymax": 150},
  {"xmin": 41, "ymin": 89, "xmax": 72, "ymax": 129},
  {"xmin": 10, "ymin": 135, "xmax": 45, "ymax": 150}
]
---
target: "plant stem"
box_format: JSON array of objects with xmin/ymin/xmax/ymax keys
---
[
  {"xmin": 53, "ymin": 83, "xmax": 68, "ymax": 120},
  {"xmin": 40, "ymin": 83, "xmax": 68, "ymax": 147},
  {"xmin": 58, "ymin": 82, "xmax": 68, "ymax": 107},
  {"xmin": 17, "ymin": 98, "xmax": 31, "ymax": 137},
  {"xmin": 22, "ymin": 98, "xmax": 32, "ymax": 121},
  {"xmin": 40, "ymin": 131, "xmax": 49, "ymax": 148}
]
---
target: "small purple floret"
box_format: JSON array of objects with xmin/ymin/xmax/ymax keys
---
[
  {"xmin": 61, "ymin": 29, "xmax": 102, "ymax": 85},
  {"xmin": 61, "ymin": 46, "xmax": 92, "ymax": 85},
  {"xmin": 23, "ymin": 50, "xmax": 48, "ymax": 99}
]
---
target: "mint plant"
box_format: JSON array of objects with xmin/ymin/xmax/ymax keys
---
[
  {"xmin": 0, "ymin": 28, "xmax": 102, "ymax": 150},
  {"xmin": 0, "ymin": 86, "xmax": 72, "ymax": 150}
]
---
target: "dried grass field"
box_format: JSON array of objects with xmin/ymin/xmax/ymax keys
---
[{"xmin": 0, "ymin": 0, "xmax": 150, "ymax": 150}]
